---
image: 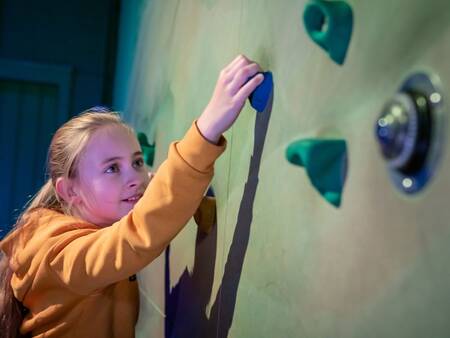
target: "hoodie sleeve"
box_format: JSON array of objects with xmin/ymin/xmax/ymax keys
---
[{"xmin": 47, "ymin": 121, "xmax": 226, "ymax": 294}]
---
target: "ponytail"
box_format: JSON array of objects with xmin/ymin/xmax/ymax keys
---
[
  {"xmin": 24, "ymin": 179, "xmax": 62, "ymax": 214},
  {"xmin": 0, "ymin": 179, "xmax": 61, "ymax": 337},
  {"xmin": 0, "ymin": 252, "xmax": 27, "ymax": 338}
]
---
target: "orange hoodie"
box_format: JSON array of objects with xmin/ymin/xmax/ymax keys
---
[{"xmin": 0, "ymin": 122, "xmax": 226, "ymax": 337}]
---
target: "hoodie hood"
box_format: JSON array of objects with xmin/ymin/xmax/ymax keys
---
[{"xmin": 0, "ymin": 208, "xmax": 96, "ymax": 301}]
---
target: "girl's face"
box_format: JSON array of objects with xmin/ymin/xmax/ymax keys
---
[{"xmin": 72, "ymin": 124, "xmax": 151, "ymax": 226}]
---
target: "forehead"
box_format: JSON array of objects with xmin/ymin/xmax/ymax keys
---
[{"xmin": 81, "ymin": 124, "xmax": 140, "ymax": 162}]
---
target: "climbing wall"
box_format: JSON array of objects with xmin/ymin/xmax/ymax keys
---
[{"xmin": 123, "ymin": 1, "xmax": 450, "ymax": 337}]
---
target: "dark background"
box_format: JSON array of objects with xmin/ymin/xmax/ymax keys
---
[{"xmin": 0, "ymin": 0, "xmax": 122, "ymax": 236}]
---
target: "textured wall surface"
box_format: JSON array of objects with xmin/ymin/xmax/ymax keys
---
[{"xmin": 122, "ymin": 1, "xmax": 450, "ymax": 337}]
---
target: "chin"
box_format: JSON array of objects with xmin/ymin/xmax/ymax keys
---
[{"xmin": 121, "ymin": 206, "xmax": 135, "ymax": 216}]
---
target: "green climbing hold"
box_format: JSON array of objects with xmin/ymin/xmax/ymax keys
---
[
  {"xmin": 286, "ymin": 139, "xmax": 347, "ymax": 207},
  {"xmin": 137, "ymin": 132, "xmax": 155, "ymax": 167},
  {"xmin": 303, "ymin": 0, "xmax": 353, "ymax": 65}
]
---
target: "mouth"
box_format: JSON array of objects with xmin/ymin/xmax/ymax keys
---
[{"xmin": 122, "ymin": 193, "xmax": 143, "ymax": 203}]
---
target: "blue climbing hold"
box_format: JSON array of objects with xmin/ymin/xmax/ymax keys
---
[
  {"xmin": 286, "ymin": 138, "xmax": 348, "ymax": 208},
  {"xmin": 137, "ymin": 132, "xmax": 155, "ymax": 167},
  {"xmin": 206, "ymin": 186, "xmax": 215, "ymax": 197},
  {"xmin": 249, "ymin": 71, "xmax": 273, "ymax": 112},
  {"xmin": 303, "ymin": 0, "xmax": 353, "ymax": 65}
]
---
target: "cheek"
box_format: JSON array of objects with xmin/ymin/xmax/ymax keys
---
[
  {"xmin": 97, "ymin": 181, "xmax": 121, "ymax": 198},
  {"xmin": 82, "ymin": 177, "xmax": 120, "ymax": 203}
]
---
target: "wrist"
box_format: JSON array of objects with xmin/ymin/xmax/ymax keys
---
[{"xmin": 196, "ymin": 115, "xmax": 221, "ymax": 144}]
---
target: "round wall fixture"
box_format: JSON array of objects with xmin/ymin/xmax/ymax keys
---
[{"xmin": 375, "ymin": 73, "xmax": 445, "ymax": 194}]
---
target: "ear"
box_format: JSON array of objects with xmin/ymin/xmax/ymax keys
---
[{"xmin": 55, "ymin": 177, "xmax": 81, "ymax": 204}]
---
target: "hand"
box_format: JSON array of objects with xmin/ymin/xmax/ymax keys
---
[{"xmin": 197, "ymin": 55, "xmax": 264, "ymax": 143}]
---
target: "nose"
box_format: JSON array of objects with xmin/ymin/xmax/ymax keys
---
[{"xmin": 126, "ymin": 168, "xmax": 141, "ymax": 188}]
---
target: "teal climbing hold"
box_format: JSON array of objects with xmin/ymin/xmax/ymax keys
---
[
  {"xmin": 137, "ymin": 132, "xmax": 155, "ymax": 167},
  {"xmin": 303, "ymin": 0, "xmax": 353, "ymax": 65},
  {"xmin": 286, "ymin": 139, "xmax": 347, "ymax": 207}
]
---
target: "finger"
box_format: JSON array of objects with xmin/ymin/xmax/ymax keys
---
[
  {"xmin": 226, "ymin": 55, "xmax": 253, "ymax": 78},
  {"xmin": 235, "ymin": 73, "xmax": 264, "ymax": 103},
  {"xmin": 223, "ymin": 54, "xmax": 247, "ymax": 73},
  {"xmin": 228, "ymin": 63, "xmax": 261, "ymax": 94}
]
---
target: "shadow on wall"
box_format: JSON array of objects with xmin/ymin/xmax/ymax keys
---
[{"xmin": 165, "ymin": 91, "xmax": 274, "ymax": 338}]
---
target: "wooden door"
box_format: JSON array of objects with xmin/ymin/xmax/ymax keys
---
[{"xmin": 0, "ymin": 59, "xmax": 72, "ymax": 237}]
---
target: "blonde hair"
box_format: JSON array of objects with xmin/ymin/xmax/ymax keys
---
[
  {"xmin": 33, "ymin": 107, "xmax": 133, "ymax": 215},
  {"xmin": 0, "ymin": 107, "xmax": 134, "ymax": 337}
]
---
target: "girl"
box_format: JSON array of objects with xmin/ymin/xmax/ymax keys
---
[{"xmin": 0, "ymin": 55, "xmax": 264, "ymax": 338}]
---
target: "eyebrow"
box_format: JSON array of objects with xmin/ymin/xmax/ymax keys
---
[{"xmin": 101, "ymin": 151, "xmax": 143, "ymax": 165}]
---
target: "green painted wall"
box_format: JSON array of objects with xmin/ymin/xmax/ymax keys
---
[
  {"xmin": 114, "ymin": 1, "xmax": 450, "ymax": 337},
  {"xmin": 113, "ymin": 0, "xmax": 147, "ymax": 113}
]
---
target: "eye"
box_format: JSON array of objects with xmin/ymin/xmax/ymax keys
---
[
  {"xmin": 105, "ymin": 163, "xmax": 120, "ymax": 173},
  {"xmin": 133, "ymin": 157, "xmax": 144, "ymax": 169}
]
